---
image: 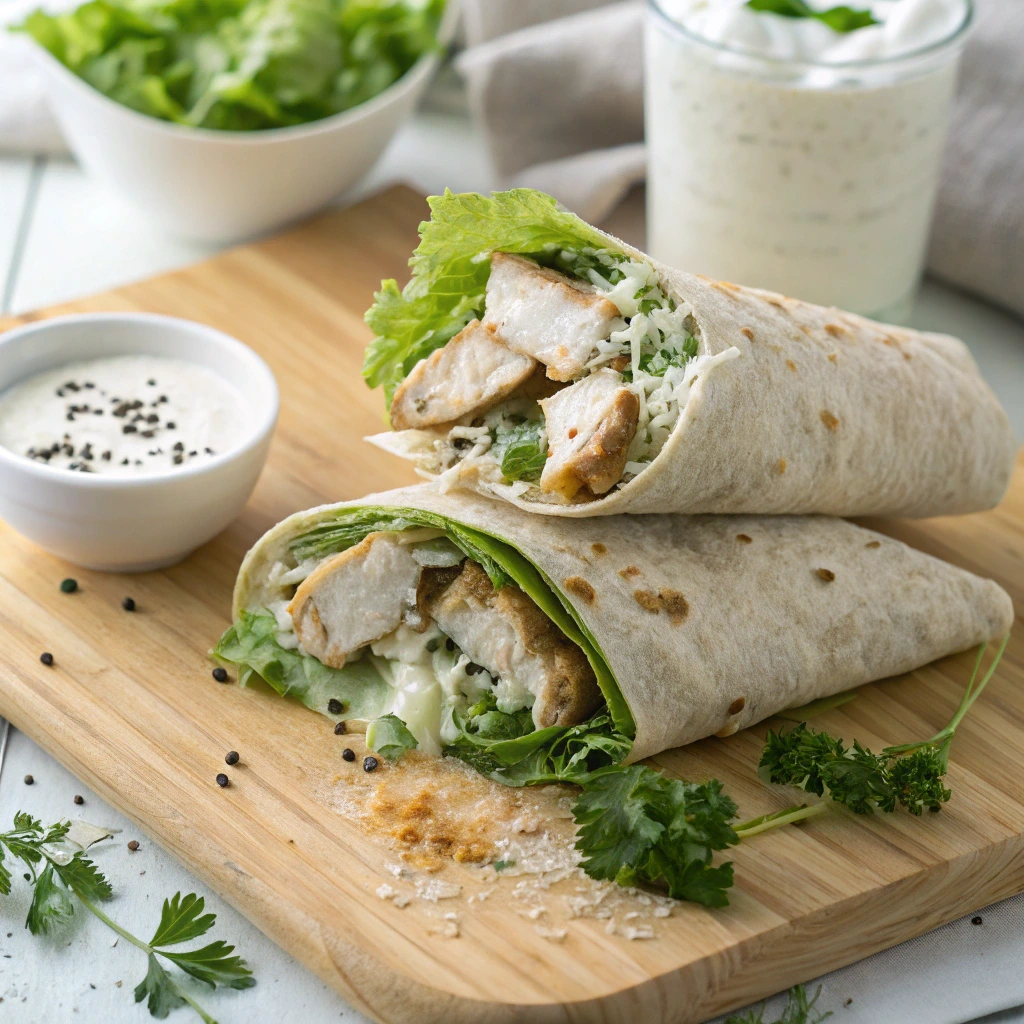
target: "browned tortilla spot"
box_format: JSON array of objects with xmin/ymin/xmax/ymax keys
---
[
  {"xmin": 618, "ymin": 565, "xmax": 641, "ymax": 579},
  {"xmin": 765, "ymin": 297, "xmax": 785, "ymax": 309},
  {"xmin": 736, "ymin": 534, "xmax": 752, "ymax": 544},
  {"xmin": 633, "ymin": 590, "xmax": 661, "ymax": 614},
  {"xmin": 786, "ymin": 359, "xmax": 797, "ymax": 371},
  {"xmin": 865, "ymin": 540, "xmax": 881, "ymax": 549},
  {"xmin": 777, "ymin": 458, "xmax": 787, "ymax": 474},
  {"xmin": 903, "ymin": 351, "xmax": 912, "ymax": 360},
  {"xmin": 824, "ymin": 323, "xmax": 846, "ymax": 338},
  {"xmin": 658, "ymin": 588, "xmax": 689, "ymax": 625},
  {"xmin": 740, "ymin": 327, "xmax": 754, "ymax": 340},
  {"xmin": 728, "ymin": 697, "xmax": 746, "ymax": 715},
  {"xmin": 820, "ymin": 410, "xmax": 840, "ymax": 431},
  {"xmin": 591, "ymin": 542, "xmax": 608, "ymax": 556},
  {"xmin": 564, "ymin": 576, "xmax": 596, "ymax": 604},
  {"xmin": 816, "ymin": 568, "xmax": 836, "ymax": 582},
  {"xmin": 827, "ymin": 353, "xmax": 838, "ymax": 363}
]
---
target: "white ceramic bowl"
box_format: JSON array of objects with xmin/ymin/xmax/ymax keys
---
[
  {"xmin": 0, "ymin": 314, "xmax": 278, "ymax": 572},
  {"xmin": 24, "ymin": 1, "xmax": 457, "ymax": 243}
]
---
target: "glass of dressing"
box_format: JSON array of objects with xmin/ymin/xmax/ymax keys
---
[{"xmin": 645, "ymin": 0, "xmax": 973, "ymax": 321}]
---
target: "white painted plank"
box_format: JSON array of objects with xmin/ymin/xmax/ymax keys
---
[
  {"xmin": 0, "ymin": 156, "xmax": 33, "ymax": 312},
  {"xmin": 10, "ymin": 158, "xmax": 219, "ymax": 314},
  {"xmin": 0, "ymin": 726, "xmax": 371, "ymax": 1024}
]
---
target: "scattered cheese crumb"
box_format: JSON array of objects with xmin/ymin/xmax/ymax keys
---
[
  {"xmin": 417, "ymin": 879, "xmax": 462, "ymax": 901},
  {"xmin": 535, "ymin": 925, "xmax": 567, "ymax": 943}
]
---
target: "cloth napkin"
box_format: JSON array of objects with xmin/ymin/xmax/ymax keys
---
[{"xmin": 457, "ymin": 0, "xmax": 1024, "ymax": 320}]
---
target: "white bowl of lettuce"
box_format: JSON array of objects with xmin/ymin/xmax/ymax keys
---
[{"xmin": 16, "ymin": 0, "xmax": 454, "ymax": 242}]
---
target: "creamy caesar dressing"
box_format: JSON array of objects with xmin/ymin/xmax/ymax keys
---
[
  {"xmin": 647, "ymin": 0, "xmax": 970, "ymax": 317},
  {"xmin": 0, "ymin": 355, "xmax": 251, "ymax": 476}
]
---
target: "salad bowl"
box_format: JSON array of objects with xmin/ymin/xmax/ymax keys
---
[{"xmin": 21, "ymin": 1, "xmax": 458, "ymax": 243}]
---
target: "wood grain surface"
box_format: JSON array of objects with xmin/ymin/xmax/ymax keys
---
[{"xmin": 0, "ymin": 186, "xmax": 1021, "ymax": 1024}]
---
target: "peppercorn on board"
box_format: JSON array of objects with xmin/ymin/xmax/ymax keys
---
[{"xmin": 0, "ymin": 186, "xmax": 1022, "ymax": 1024}]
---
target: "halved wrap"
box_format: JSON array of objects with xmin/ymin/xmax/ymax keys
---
[
  {"xmin": 213, "ymin": 485, "xmax": 1012, "ymax": 782},
  {"xmin": 362, "ymin": 189, "xmax": 1016, "ymax": 517}
]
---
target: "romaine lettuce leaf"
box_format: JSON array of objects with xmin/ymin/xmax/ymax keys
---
[
  {"xmin": 212, "ymin": 608, "xmax": 390, "ymax": 719},
  {"xmin": 15, "ymin": 0, "xmax": 444, "ymax": 131},
  {"xmin": 362, "ymin": 189, "xmax": 617, "ymax": 406}
]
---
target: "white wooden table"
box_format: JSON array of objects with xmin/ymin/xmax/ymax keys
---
[{"xmin": 1, "ymin": 94, "xmax": 1023, "ymax": 1024}]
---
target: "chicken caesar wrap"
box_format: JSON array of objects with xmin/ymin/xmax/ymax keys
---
[
  {"xmin": 362, "ymin": 190, "xmax": 1015, "ymax": 518},
  {"xmin": 212, "ymin": 486, "xmax": 1012, "ymax": 782}
]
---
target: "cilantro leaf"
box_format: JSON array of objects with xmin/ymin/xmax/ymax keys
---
[
  {"xmin": 135, "ymin": 953, "xmax": 188, "ymax": 1019},
  {"xmin": 26, "ymin": 861, "xmax": 75, "ymax": 935},
  {"xmin": 162, "ymin": 940, "xmax": 257, "ymax": 990},
  {"xmin": 150, "ymin": 892, "xmax": 217, "ymax": 948},
  {"xmin": 366, "ymin": 714, "xmax": 419, "ymax": 761},
  {"xmin": 745, "ymin": 0, "xmax": 877, "ymax": 32}
]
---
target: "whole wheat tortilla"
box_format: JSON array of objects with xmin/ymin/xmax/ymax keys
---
[
  {"xmin": 234, "ymin": 485, "xmax": 1013, "ymax": 762},
  {"xmin": 379, "ymin": 235, "xmax": 1018, "ymax": 518}
]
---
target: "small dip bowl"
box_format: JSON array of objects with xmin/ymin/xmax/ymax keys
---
[{"xmin": 0, "ymin": 313, "xmax": 278, "ymax": 571}]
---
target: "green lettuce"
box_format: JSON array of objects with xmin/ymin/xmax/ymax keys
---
[
  {"xmin": 362, "ymin": 189, "xmax": 616, "ymax": 406},
  {"xmin": 492, "ymin": 420, "xmax": 546, "ymax": 483},
  {"xmin": 15, "ymin": 0, "xmax": 444, "ymax": 131},
  {"xmin": 212, "ymin": 608, "xmax": 390, "ymax": 719},
  {"xmin": 444, "ymin": 699, "xmax": 632, "ymax": 786},
  {"xmin": 215, "ymin": 505, "xmax": 636, "ymax": 785},
  {"xmin": 366, "ymin": 714, "xmax": 418, "ymax": 759}
]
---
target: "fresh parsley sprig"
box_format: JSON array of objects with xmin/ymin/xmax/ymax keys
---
[
  {"xmin": 572, "ymin": 765, "xmax": 822, "ymax": 907},
  {"xmin": 745, "ymin": 0, "xmax": 878, "ymax": 33},
  {"xmin": 725, "ymin": 984, "xmax": 832, "ymax": 1024},
  {"xmin": 760, "ymin": 638, "xmax": 1008, "ymax": 816},
  {"xmin": 0, "ymin": 814, "xmax": 255, "ymax": 1023}
]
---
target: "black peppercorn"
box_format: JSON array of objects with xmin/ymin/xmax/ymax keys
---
[
  {"xmin": 363, "ymin": 756, "xmax": 379, "ymax": 773},
  {"xmin": 60, "ymin": 578, "xmax": 78, "ymax": 593},
  {"xmin": 334, "ymin": 721, "xmax": 346, "ymax": 735},
  {"xmin": 327, "ymin": 698, "xmax": 345, "ymax": 715},
  {"xmin": 74, "ymin": 795, "xmax": 84, "ymax": 805},
  {"xmin": 445, "ymin": 637, "xmax": 455, "ymax": 652},
  {"xmin": 212, "ymin": 667, "xmax": 229, "ymax": 682},
  {"xmin": 127, "ymin": 840, "xmax": 140, "ymax": 852},
  {"xmin": 216, "ymin": 773, "xmax": 230, "ymax": 788},
  {"xmin": 122, "ymin": 597, "xmax": 136, "ymax": 612},
  {"xmin": 342, "ymin": 748, "xmax": 356, "ymax": 762},
  {"xmin": 24, "ymin": 775, "xmax": 34, "ymax": 785},
  {"xmin": 225, "ymin": 751, "xmax": 239, "ymax": 766},
  {"xmin": 40, "ymin": 652, "xmax": 54, "ymax": 666}
]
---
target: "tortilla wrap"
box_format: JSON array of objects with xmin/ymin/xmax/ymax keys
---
[
  {"xmin": 227, "ymin": 485, "xmax": 1012, "ymax": 766},
  {"xmin": 364, "ymin": 190, "xmax": 1016, "ymax": 518}
]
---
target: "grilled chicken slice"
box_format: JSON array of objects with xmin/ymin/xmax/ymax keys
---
[
  {"xmin": 288, "ymin": 533, "xmax": 422, "ymax": 668},
  {"xmin": 540, "ymin": 369, "xmax": 640, "ymax": 501},
  {"xmin": 425, "ymin": 561, "xmax": 602, "ymax": 729},
  {"xmin": 483, "ymin": 252, "xmax": 623, "ymax": 382},
  {"xmin": 390, "ymin": 319, "xmax": 537, "ymax": 431}
]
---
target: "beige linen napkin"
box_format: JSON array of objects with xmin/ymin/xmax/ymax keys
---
[{"xmin": 457, "ymin": 0, "xmax": 1024, "ymax": 319}]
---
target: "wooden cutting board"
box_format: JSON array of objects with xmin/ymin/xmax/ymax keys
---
[{"xmin": 0, "ymin": 186, "xmax": 1022, "ymax": 1024}]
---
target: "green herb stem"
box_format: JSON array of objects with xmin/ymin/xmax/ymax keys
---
[{"xmin": 734, "ymin": 802, "xmax": 828, "ymax": 839}]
